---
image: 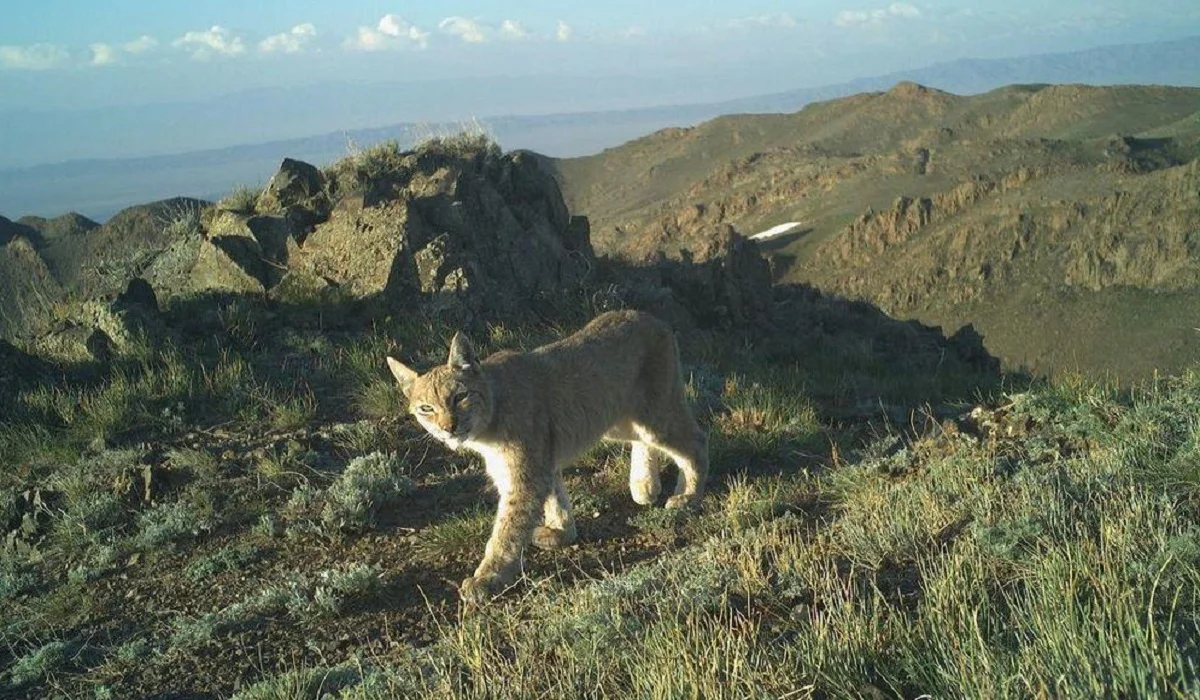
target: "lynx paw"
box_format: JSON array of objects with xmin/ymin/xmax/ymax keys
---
[
  {"xmin": 459, "ymin": 573, "xmax": 505, "ymax": 605},
  {"xmin": 665, "ymin": 493, "xmax": 701, "ymax": 510},
  {"xmin": 630, "ymin": 478, "xmax": 662, "ymax": 506},
  {"xmin": 532, "ymin": 526, "xmax": 576, "ymax": 550}
]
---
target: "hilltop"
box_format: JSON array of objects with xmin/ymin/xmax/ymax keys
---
[
  {"xmin": 1, "ymin": 129, "xmax": 1198, "ymax": 698},
  {"xmin": 550, "ymin": 82, "xmax": 1200, "ymax": 380},
  {"xmin": 0, "ymin": 134, "xmax": 1022, "ymax": 697}
]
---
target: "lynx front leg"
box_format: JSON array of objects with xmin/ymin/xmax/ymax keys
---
[
  {"xmin": 461, "ymin": 475, "xmax": 548, "ymax": 604},
  {"xmin": 637, "ymin": 424, "xmax": 709, "ymax": 510},
  {"xmin": 629, "ymin": 441, "xmax": 662, "ymax": 505}
]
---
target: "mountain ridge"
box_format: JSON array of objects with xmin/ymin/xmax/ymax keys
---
[
  {"xmin": 3, "ymin": 35, "xmax": 1198, "ymax": 222},
  {"xmin": 548, "ymin": 82, "xmax": 1200, "ymax": 380}
]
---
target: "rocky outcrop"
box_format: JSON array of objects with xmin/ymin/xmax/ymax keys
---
[
  {"xmin": 281, "ymin": 147, "xmax": 595, "ymax": 323},
  {"xmin": 255, "ymin": 158, "xmax": 332, "ymax": 233},
  {"xmin": 592, "ymin": 224, "xmax": 774, "ymax": 331},
  {"xmin": 3, "ymin": 143, "xmax": 604, "ymax": 344},
  {"xmin": 0, "ymin": 216, "xmax": 40, "ymax": 247},
  {"xmin": 0, "ymin": 234, "xmax": 63, "ymax": 339},
  {"xmin": 31, "ymin": 277, "xmax": 165, "ymax": 364},
  {"xmin": 17, "ymin": 212, "xmax": 100, "ymax": 240},
  {"xmin": 837, "ymin": 196, "xmax": 934, "ymax": 260},
  {"xmin": 660, "ymin": 225, "xmax": 773, "ymax": 327}
]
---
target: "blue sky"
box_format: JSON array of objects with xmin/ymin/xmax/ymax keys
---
[
  {"xmin": 1, "ymin": 1, "xmax": 1198, "ymax": 165},
  {"xmin": 4, "ymin": 1, "xmax": 1198, "ymax": 100}
]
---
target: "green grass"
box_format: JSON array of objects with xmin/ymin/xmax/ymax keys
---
[
  {"xmin": 218, "ymin": 185, "xmax": 262, "ymax": 215},
  {"xmin": 323, "ymin": 127, "xmax": 501, "ymax": 199},
  {"xmin": 184, "ymin": 543, "xmax": 264, "ymax": 583},
  {"xmin": 231, "ymin": 664, "xmax": 363, "ymax": 700},
  {"xmin": 353, "ymin": 377, "xmax": 406, "ymax": 420},
  {"xmin": 267, "ymin": 384, "xmax": 318, "ymax": 432},
  {"xmin": 712, "ymin": 369, "xmax": 824, "ymax": 458},
  {"xmin": 411, "ymin": 506, "xmax": 493, "ymax": 562},
  {"xmin": 3, "ymin": 281, "xmax": 1198, "ymax": 698},
  {"xmin": 6, "ymin": 639, "xmax": 74, "ymax": 687},
  {"xmin": 243, "ymin": 372, "xmax": 1200, "ymax": 699},
  {"xmin": 321, "ymin": 452, "xmax": 416, "ymax": 532}
]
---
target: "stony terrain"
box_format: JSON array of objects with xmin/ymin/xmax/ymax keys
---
[
  {"xmin": 550, "ymin": 82, "xmax": 1200, "ymax": 380},
  {"xmin": 0, "ymin": 108, "xmax": 1197, "ymax": 699}
]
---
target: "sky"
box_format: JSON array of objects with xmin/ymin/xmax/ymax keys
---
[{"xmin": 1, "ymin": 1, "xmax": 1199, "ymax": 166}]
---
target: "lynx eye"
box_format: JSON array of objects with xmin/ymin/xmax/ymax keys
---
[
  {"xmin": 453, "ymin": 391, "xmax": 470, "ymax": 405},
  {"xmin": 415, "ymin": 404, "xmax": 436, "ymax": 415}
]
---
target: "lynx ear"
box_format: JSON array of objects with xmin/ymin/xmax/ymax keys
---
[
  {"xmin": 386, "ymin": 356, "xmax": 419, "ymax": 396},
  {"xmin": 447, "ymin": 332, "xmax": 478, "ymax": 371}
]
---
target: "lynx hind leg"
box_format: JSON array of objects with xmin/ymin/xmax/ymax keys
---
[
  {"xmin": 533, "ymin": 477, "xmax": 577, "ymax": 550},
  {"xmin": 629, "ymin": 441, "xmax": 663, "ymax": 505}
]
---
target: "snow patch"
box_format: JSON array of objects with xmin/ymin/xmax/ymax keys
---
[{"xmin": 749, "ymin": 222, "xmax": 803, "ymax": 242}]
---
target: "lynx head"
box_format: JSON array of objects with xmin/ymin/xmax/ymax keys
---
[{"xmin": 386, "ymin": 333, "xmax": 493, "ymax": 450}]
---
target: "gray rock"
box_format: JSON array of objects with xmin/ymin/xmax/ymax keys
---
[{"xmin": 256, "ymin": 158, "xmax": 331, "ymax": 230}]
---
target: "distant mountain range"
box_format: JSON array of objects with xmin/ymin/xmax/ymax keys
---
[
  {"xmin": 548, "ymin": 81, "xmax": 1200, "ymax": 379},
  {"xmin": 1, "ymin": 35, "xmax": 1197, "ymax": 222}
]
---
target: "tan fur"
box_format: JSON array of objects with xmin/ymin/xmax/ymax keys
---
[{"xmin": 386, "ymin": 310, "xmax": 709, "ymax": 603}]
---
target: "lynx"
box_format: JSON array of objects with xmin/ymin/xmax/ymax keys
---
[{"xmin": 386, "ymin": 310, "xmax": 709, "ymax": 603}]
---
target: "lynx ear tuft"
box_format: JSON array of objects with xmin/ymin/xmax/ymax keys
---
[
  {"xmin": 386, "ymin": 356, "xmax": 419, "ymax": 395},
  {"xmin": 447, "ymin": 332, "xmax": 478, "ymax": 371}
]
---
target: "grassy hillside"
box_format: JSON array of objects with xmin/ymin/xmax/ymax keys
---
[
  {"xmin": 551, "ymin": 83, "xmax": 1200, "ymax": 381},
  {"xmin": 2, "ymin": 292, "xmax": 1198, "ymax": 697},
  {"xmin": 2, "ymin": 124, "xmax": 1197, "ymax": 699}
]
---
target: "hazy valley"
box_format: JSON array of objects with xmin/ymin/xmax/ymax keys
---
[{"xmin": 3, "ymin": 34, "xmax": 1197, "ymax": 223}]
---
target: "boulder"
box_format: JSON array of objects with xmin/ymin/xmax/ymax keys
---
[
  {"xmin": 31, "ymin": 296, "xmax": 161, "ymax": 364},
  {"xmin": 289, "ymin": 146, "xmax": 595, "ymax": 323},
  {"xmin": 186, "ymin": 239, "xmax": 267, "ymax": 296},
  {"xmin": 256, "ymin": 158, "xmax": 332, "ymax": 232},
  {"xmin": 289, "ymin": 199, "xmax": 421, "ymax": 303},
  {"xmin": 114, "ymin": 277, "xmax": 159, "ymax": 313}
]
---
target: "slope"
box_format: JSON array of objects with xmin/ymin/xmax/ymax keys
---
[{"xmin": 550, "ymin": 83, "xmax": 1200, "ymax": 380}]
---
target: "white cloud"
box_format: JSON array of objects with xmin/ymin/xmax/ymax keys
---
[
  {"xmin": 123, "ymin": 35, "xmax": 158, "ymax": 54},
  {"xmin": 439, "ymin": 16, "xmax": 488, "ymax": 44},
  {"xmin": 0, "ymin": 43, "xmax": 70, "ymax": 70},
  {"xmin": 173, "ymin": 25, "xmax": 246, "ymax": 59},
  {"xmin": 85, "ymin": 36, "xmax": 159, "ymax": 67},
  {"xmin": 835, "ymin": 3, "xmax": 922, "ymax": 28},
  {"xmin": 86, "ymin": 36, "xmax": 158, "ymax": 67},
  {"xmin": 259, "ymin": 23, "xmax": 317, "ymax": 53},
  {"xmin": 347, "ymin": 14, "xmax": 429, "ymax": 51},
  {"xmin": 498, "ymin": 19, "xmax": 529, "ymax": 40},
  {"xmin": 89, "ymin": 43, "xmax": 119, "ymax": 66},
  {"xmin": 555, "ymin": 20, "xmax": 573, "ymax": 42},
  {"xmin": 727, "ymin": 13, "xmax": 799, "ymax": 29}
]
